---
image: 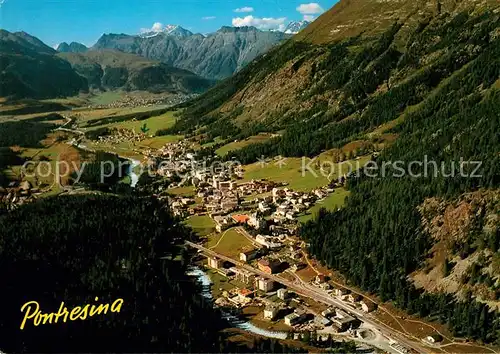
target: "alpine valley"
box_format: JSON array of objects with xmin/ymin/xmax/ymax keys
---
[{"xmin": 1, "ymin": 0, "xmax": 500, "ymax": 353}]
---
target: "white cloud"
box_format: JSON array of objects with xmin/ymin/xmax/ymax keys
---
[
  {"xmin": 232, "ymin": 15, "xmax": 287, "ymax": 31},
  {"xmin": 296, "ymin": 3, "xmax": 324, "ymax": 15},
  {"xmin": 140, "ymin": 22, "xmax": 164, "ymax": 34},
  {"xmin": 303, "ymin": 15, "xmax": 315, "ymax": 22},
  {"xmin": 234, "ymin": 6, "xmax": 254, "ymax": 13},
  {"xmin": 202, "ymin": 16, "xmax": 216, "ymax": 20}
]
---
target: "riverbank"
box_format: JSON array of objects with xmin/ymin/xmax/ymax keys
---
[{"xmin": 187, "ymin": 267, "xmax": 289, "ymax": 340}]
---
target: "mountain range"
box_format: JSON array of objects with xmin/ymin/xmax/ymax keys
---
[
  {"xmin": 91, "ymin": 25, "xmax": 293, "ymax": 80},
  {"xmin": 56, "ymin": 42, "xmax": 88, "ymax": 53},
  {"xmin": 0, "ymin": 30, "xmax": 214, "ymax": 99}
]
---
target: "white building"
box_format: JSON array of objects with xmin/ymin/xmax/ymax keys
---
[
  {"xmin": 277, "ymin": 288, "xmax": 288, "ymax": 300},
  {"xmin": 284, "ymin": 311, "xmax": 306, "ymax": 326},
  {"xmin": 255, "ymin": 277, "xmax": 275, "ymax": 292},
  {"xmin": 240, "ymin": 249, "xmax": 259, "ymax": 262},
  {"xmin": 207, "ymin": 256, "xmax": 222, "ymax": 269}
]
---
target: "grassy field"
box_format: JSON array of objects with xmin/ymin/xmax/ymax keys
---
[
  {"xmin": 85, "ymin": 110, "xmax": 182, "ymax": 154},
  {"xmin": 298, "ymin": 188, "xmax": 350, "ymax": 223},
  {"xmin": 206, "ymin": 270, "xmax": 237, "ymax": 298},
  {"xmin": 3, "ymin": 139, "xmax": 84, "ymax": 195},
  {"xmin": 86, "ymin": 140, "xmax": 145, "ymax": 160},
  {"xmin": 241, "ymin": 155, "xmax": 371, "ymax": 192},
  {"xmin": 216, "ymin": 134, "xmax": 273, "ymax": 157},
  {"xmin": 241, "ymin": 158, "xmax": 329, "ymax": 192},
  {"xmin": 86, "ymin": 110, "xmax": 178, "ymax": 134},
  {"xmin": 139, "ymin": 134, "xmax": 184, "ymax": 149},
  {"xmin": 168, "ymin": 186, "xmax": 195, "ymax": 196},
  {"xmin": 206, "ymin": 228, "xmax": 254, "ymax": 259},
  {"xmin": 184, "ymin": 215, "xmax": 215, "ymax": 236}
]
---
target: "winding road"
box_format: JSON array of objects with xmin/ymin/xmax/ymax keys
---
[{"xmin": 185, "ymin": 241, "xmax": 431, "ymax": 354}]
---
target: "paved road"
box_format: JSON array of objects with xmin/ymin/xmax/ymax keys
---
[{"xmin": 185, "ymin": 241, "xmax": 428, "ymax": 354}]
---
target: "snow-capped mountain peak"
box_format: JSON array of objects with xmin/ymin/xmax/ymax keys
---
[
  {"xmin": 139, "ymin": 24, "xmax": 193, "ymax": 39},
  {"xmin": 284, "ymin": 21, "xmax": 311, "ymax": 34}
]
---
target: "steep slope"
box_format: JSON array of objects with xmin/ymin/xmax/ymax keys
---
[
  {"xmin": 296, "ymin": 0, "xmax": 500, "ymax": 44},
  {"xmin": 58, "ymin": 50, "xmax": 215, "ymax": 93},
  {"xmin": 57, "ymin": 41, "xmax": 88, "ymax": 53},
  {"xmin": 414, "ymin": 191, "xmax": 500, "ymax": 309},
  {"xmin": 175, "ymin": 0, "xmax": 500, "ymax": 137},
  {"xmin": 173, "ymin": 0, "xmax": 500, "ymax": 344},
  {"xmin": 0, "ymin": 30, "xmax": 88, "ymax": 99},
  {"xmin": 93, "ymin": 26, "xmax": 290, "ymax": 80}
]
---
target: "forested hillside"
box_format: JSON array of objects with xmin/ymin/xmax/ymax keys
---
[
  {"xmin": 0, "ymin": 194, "xmax": 339, "ymax": 353},
  {"xmin": 58, "ymin": 50, "xmax": 215, "ymax": 93},
  {"xmin": 0, "ymin": 30, "xmax": 88, "ymax": 99},
  {"xmin": 170, "ymin": 0, "xmax": 500, "ymax": 345},
  {"xmin": 0, "ymin": 195, "xmax": 225, "ymax": 352}
]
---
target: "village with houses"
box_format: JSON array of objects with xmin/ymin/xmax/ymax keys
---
[
  {"xmin": 0, "ymin": 120, "xmax": 447, "ymax": 353},
  {"xmin": 133, "ymin": 140, "xmax": 434, "ymax": 354}
]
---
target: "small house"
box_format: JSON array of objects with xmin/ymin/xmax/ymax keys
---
[
  {"xmin": 347, "ymin": 294, "xmax": 362, "ymax": 303},
  {"xmin": 240, "ymin": 249, "xmax": 259, "ymax": 262},
  {"xmin": 255, "ymin": 277, "xmax": 275, "ymax": 292},
  {"xmin": 360, "ymin": 300, "xmax": 377, "ymax": 313},
  {"xmin": 258, "ymin": 259, "xmax": 281, "ymax": 274},
  {"xmin": 315, "ymin": 274, "xmax": 326, "ymax": 284},
  {"xmin": 426, "ymin": 334, "xmax": 443, "ymax": 344}
]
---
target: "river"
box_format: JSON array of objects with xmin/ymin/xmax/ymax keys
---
[
  {"xmin": 72, "ymin": 141, "xmax": 141, "ymax": 188},
  {"xmin": 127, "ymin": 159, "xmax": 141, "ymax": 188},
  {"xmin": 187, "ymin": 267, "xmax": 288, "ymax": 340}
]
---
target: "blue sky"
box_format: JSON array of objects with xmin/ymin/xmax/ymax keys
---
[{"xmin": 0, "ymin": 0, "xmax": 338, "ymax": 48}]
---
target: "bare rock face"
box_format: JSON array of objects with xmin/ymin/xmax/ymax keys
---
[{"xmin": 93, "ymin": 26, "xmax": 291, "ymax": 80}]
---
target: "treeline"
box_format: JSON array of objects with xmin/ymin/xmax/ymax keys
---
[
  {"xmin": 70, "ymin": 151, "xmax": 129, "ymax": 190},
  {"xmin": 224, "ymin": 11, "xmax": 499, "ymax": 163},
  {"xmin": 84, "ymin": 106, "xmax": 173, "ymax": 128}
]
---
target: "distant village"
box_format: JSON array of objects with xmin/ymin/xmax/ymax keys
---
[{"xmin": 88, "ymin": 92, "xmax": 198, "ymax": 110}]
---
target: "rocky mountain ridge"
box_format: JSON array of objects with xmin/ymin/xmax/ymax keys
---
[
  {"xmin": 57, "ymin": 42, "xmax": 88, "ymax": 53},
  {"xmin": 0, "ymin": 30, "xmax": 214, "ymax": 99},
  {"xmin": 92, "ymin": 25, "xmax": 292, "ymax": 80}
]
